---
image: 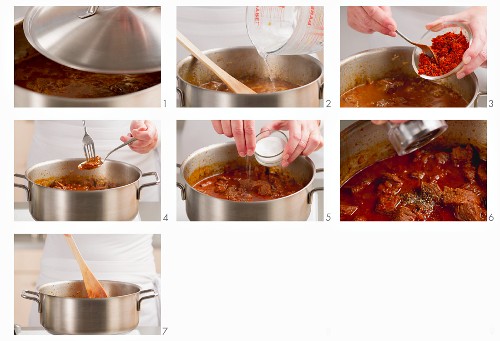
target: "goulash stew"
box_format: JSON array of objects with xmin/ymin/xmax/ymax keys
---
[
  {"xmin": 193, "ymin": 163, "xmax": 304, "ymax": 201},
  {"xmin": 340, "ymin": 76, "xmax": 467, "ymax": 107},
  {"xmin": 35, "ymin": 175, "xmax": 117, "ymax": 191},
  {"xmin": 15, "ymin": 54, "xmax": 161, "ymax": 98},
  {"xmin": 340, "ymin": 144, "xmax": 486, "ymax": 221}
]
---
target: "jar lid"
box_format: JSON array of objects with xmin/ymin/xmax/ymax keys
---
[
  {"xmin": 23, "ymin": 6, "xmax": 161, "ymax": 74},
  {"xmin": 386, "ymin": 120, "xmax": 448, "ymax": 156}
]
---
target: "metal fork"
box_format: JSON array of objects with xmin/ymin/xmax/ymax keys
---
[{"xmin": 82, "ymin": 120, "xmax": 96, "ymax": 161}]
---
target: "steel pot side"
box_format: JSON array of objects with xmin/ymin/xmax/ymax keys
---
[
  {"xmin": 340, "ymin": 46, "xmax": 484, "ymax": 108},
  {"xmin": 14, "ymin": 159, "xmax": 160, "ymax": 221},
  {"xmin": 177, "ymin": 142, "xmax": 324, "ymax": 221},
  {"xmin": 21, "ymin": 280, "xmax": 158, "ymax": 335},
  {"xmin": 340, "ymin": 120, "xmax": 487, "ymax": 186},
  {"xmin": 176, "ymin": 46, "xmax": 324, "ymax": 107},
  {"xmin": 14, "ymin": 18, "xmax": 161, "ymax": 107}
]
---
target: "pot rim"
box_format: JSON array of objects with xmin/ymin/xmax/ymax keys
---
[
  {"xmin": 176, "ymin": 46, "xmax": 324, "ymax": 95},
  {"xmin": 14, "ymin": 18, "xmax": 161, "ymax": 102},
  {"xmin": 180, "ymin": 142, "xmax": 317, "ymax": 204},
  {"xmin": 340, "ymin": 46, "xmax": 479, "ymax": 103},
  {"xmin": 36, "ymin": 280, "xmax": 142, "ymax": 300},
  {"xmin": 23, "ymin": 158, "xmax": 143, "ymax": 192}
]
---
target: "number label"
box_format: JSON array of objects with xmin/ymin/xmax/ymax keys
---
[
  {"xmin": 163, "ymin": 214, "xmax": 168, "ymax": 221},
  {"xmin": 325, "ymin": 99, "xmax": 332, "ymax": 108},
  {"xmin": 325, "ymin": 213, "xmax": 331, "ymax": 221},
  {"xmin": 489, "ymin": 214, "xmax": 494, "ymax": 221},
  {"xmin": 162, "ymin": 328, "xmax": 168, "ymax": 335},
  {"xmin": 488, "ymin": 100, "xmax": 493, "ymax": 108}
]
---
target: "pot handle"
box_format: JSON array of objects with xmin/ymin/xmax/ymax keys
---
[
  {"xmin": 176, "ymin": 163, "xmax": 187, "ymax": 200},
  {"xmin": 474, "ymin": 91, "xmax": 487, "ymax": 107},
  {"xmin": 137, "ymin": 172, "xmax": 160, "ymax": 200},
  {"xmin": 21, "ymin": 290, "xmax": 41, "ymax": 312},
  {"xmin": 137, "ymin": 289, "xmax": 158, "ymax": 311},
  {"xmin": 316, "ymin": 168, "xmax": 324, "ymax": 173},
  {"xmin": 307, "ymin": 187, "xmax": 324, "ymax": 205},
  {"xmin": 14, "ymin": 174, "xmax": 31, "ymax": 201},
  {"xmin": 319, "ymin": 82, "xmax": 324, "ymax": 100},
  {"xmin": 177, "ymin": 88, "xmax": 185, "ymax": 107}
]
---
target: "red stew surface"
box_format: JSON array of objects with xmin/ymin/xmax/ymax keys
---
[
  {"xmin": 340, "ymin": 144, "xmax": 486, "ymax": 221},
  {"xmin": 194, "ymin": 164, "xmax": 304, "ymax": 202}
]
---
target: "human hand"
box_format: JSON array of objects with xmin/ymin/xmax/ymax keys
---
[
  {"xmin": 260, "ymin": 120, "xmax": 323, "ymax": 167},
  {"xmin": 211, "ymin": 120, "xmax": 256, "ymax": 157},
  {"xmin": 426, "ymin": 6, "xmax": 486, "ymax": 79},
  {"xmin": 347, "ymin": 6, "xmax": 397, "ymax": 37},
  {"xmin": 371, "ymin": 120, "xmax": 409, "ymax": 125},
  {"xmin": 120, "ymin": 120, "xmax": 159, "ymax": 154}
]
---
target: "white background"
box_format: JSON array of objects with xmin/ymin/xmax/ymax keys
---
[{"xmin": 2, "ymin": 1, "xmax": 499, "ymax": 341}]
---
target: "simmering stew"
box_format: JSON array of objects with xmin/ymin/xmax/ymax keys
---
[
  {"xmin": 194, "ymin": 163, "xmax": 304, "ymax": 201},
  {"xmin": 199, "ymin": 76, "xmax": 299, "ymax": 93},
  {"xmin": 340, "ymin": 76, "xmax": 467, "ymax": 107},
  {"xmin": 340, "ymin": 144, "xmax": 486, "ymax": 221},
  {"xmin": 15, "ymin": 54, "xmax": 161, "ymax": 98},
  {"xmin": 35, "ymin": 176, "xmax": 117, "ymax": 191}
]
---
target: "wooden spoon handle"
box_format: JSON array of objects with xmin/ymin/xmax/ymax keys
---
[
  {"xmin": 64, "ymin": 234, "xmax": 108, "ymax": 298},
  {"xmin": 176, "ymin": 30, "xmax": 256, "ymax": 94}
]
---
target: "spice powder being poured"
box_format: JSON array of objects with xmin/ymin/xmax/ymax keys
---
[{"xmin": 418, "ymin": 31, "xmax": 469, "ymax": 77}]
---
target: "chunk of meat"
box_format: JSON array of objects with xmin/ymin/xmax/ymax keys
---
[
  {"xmin": 442, "ymin": 186, "xmax": 480, "ymax": 205},
  {"xmin": 376, "ymin": 194, "xmax": 401, "ymax": 214},
  {"xmin": 435, "ymin": 152, "xmax": 449, "ymax": 164},
  {"xmin": 341, "ymin": 205, "xmax": 358, "ymax": 217},
  {"xmin": 477, "ymin": 163, "xmax": 487, "ymax": 183},
  {"xmin": 462, "ymin": 164, "xmax": 476, "ymax": 183},
  {"xmin": 451, "ymin": 145, "xmax": 473, "ymax": 165},
  {"xmin": 377, "ymin": 173, "xmax": 403, "ymax": 195},
  {"xmin": 394, "ymin": 206, "xmax": 417, "ymax": 221},
  {"xmin": 455, "ymin": 203, "xmax": 486, "ymax": 221},
  {"xmin": 421, "ymin": 182, "xmax": 442, "ymax": 202},
  {"xmin": 351, "ymin": 179, "xmax": 372, "ymax": 195},
  {"xmin": 214, "ymin": 178, "xmax": 229, "ymax": 193}
]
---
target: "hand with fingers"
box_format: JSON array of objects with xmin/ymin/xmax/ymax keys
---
[
  {"xmin": 347, "ymin": 6, "xmax": 397, "ymax": 37},
  {"xmin": 211, "ymin": 120, "xmax": 256, "ymax": 157},
  {"xmin": 120, "ymin": 120, "xmax": 159, "ymax": 154},
  {"xmin": 260, "ymin": 120, "xmax": 323, "ymax": 167},
  {"xmin": 425, "ymin": 6, "xmax": 486, "ymax": 79},
  {"xmin": 371, "ymin": 120, "xmax": 409, "ymax": 125}
]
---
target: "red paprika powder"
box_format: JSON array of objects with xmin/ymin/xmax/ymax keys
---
[{"xmin": 418, "ymin": 31, "xmax": 469, "ymax": 77}]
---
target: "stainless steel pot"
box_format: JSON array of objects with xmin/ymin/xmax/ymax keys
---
[
  {"xmin": 22, "ymin": 280, "xmax": 158, "ymax": 335},
  {"xmin": 340, "ymin": 120, "xmax": 487, "ymax": 186},
  {"xmin": 340, "ymin": 47, "xmax": 486, "ymax": 107},
  {"xmin": 177, "ymin": 142, "xmax": 323, "ymax": 221},
  {"xmin": 177, "ymin": 47, "xmax": 323, "ymax": 107},
  {"xmin": 14, "ymin": 159, "xmax": 160, "ymax": 221},
  {"xmin": 14, "ymin": 19, "xmax": 161, "ymax": 107}
]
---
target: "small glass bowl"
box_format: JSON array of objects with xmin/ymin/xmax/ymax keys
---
[
  {"xmin": 254, "ymin": 130, "xmax": 288, "ymax": 167},
  {"xmin": 412, "ymin": 21, "xmax": 473, "ymax": 80}
]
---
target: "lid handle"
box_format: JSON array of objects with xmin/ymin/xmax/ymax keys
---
[{"xmin": 79, "ymin": 6, "xmax": 99, "ymax": 19}]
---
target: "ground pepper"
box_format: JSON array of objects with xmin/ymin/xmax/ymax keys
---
[{"xmin": 418, "ymin": 31, "xmax": 469, "ymax": 77}]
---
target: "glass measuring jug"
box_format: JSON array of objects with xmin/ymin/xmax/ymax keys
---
[{"xmin": 246, "ymin": 6, "xmax": 324, "ymax": 56}]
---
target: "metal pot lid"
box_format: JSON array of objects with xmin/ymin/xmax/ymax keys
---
[{"xmin": 23, "ymin": 6, "xmax": 161, "ymax": 74}]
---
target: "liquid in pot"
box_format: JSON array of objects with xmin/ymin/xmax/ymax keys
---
[
  {"xmin": 15, "ymin": 54, "xmax": 161, "ymax": 98},
  {"xmin": 199, "ymin": 76, "xmax": 299, "ymax": 93},
  {"xmin": 340, "ymin": 76, "xmax": 467, "ymax": 107},
  {"xmin": 340, "ymin": 144, "xmax": 486, "ymax": 221},
  {"xmin": 193, "ymin": 163, "xmax": 304, "ymax": 201}
]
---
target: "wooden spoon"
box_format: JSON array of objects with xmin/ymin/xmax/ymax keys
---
[
  {"xmin": 177, "ymin": 30, "xmax": 256, "ymax": 94},
  {"xmin": 64, "ymin": 234, "xmax": 108, "ymax": 298}
]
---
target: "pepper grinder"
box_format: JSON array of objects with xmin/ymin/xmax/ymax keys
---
[{"xmin": 386, "ymin": 120, "xmax": 448, "ymax": 156}]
